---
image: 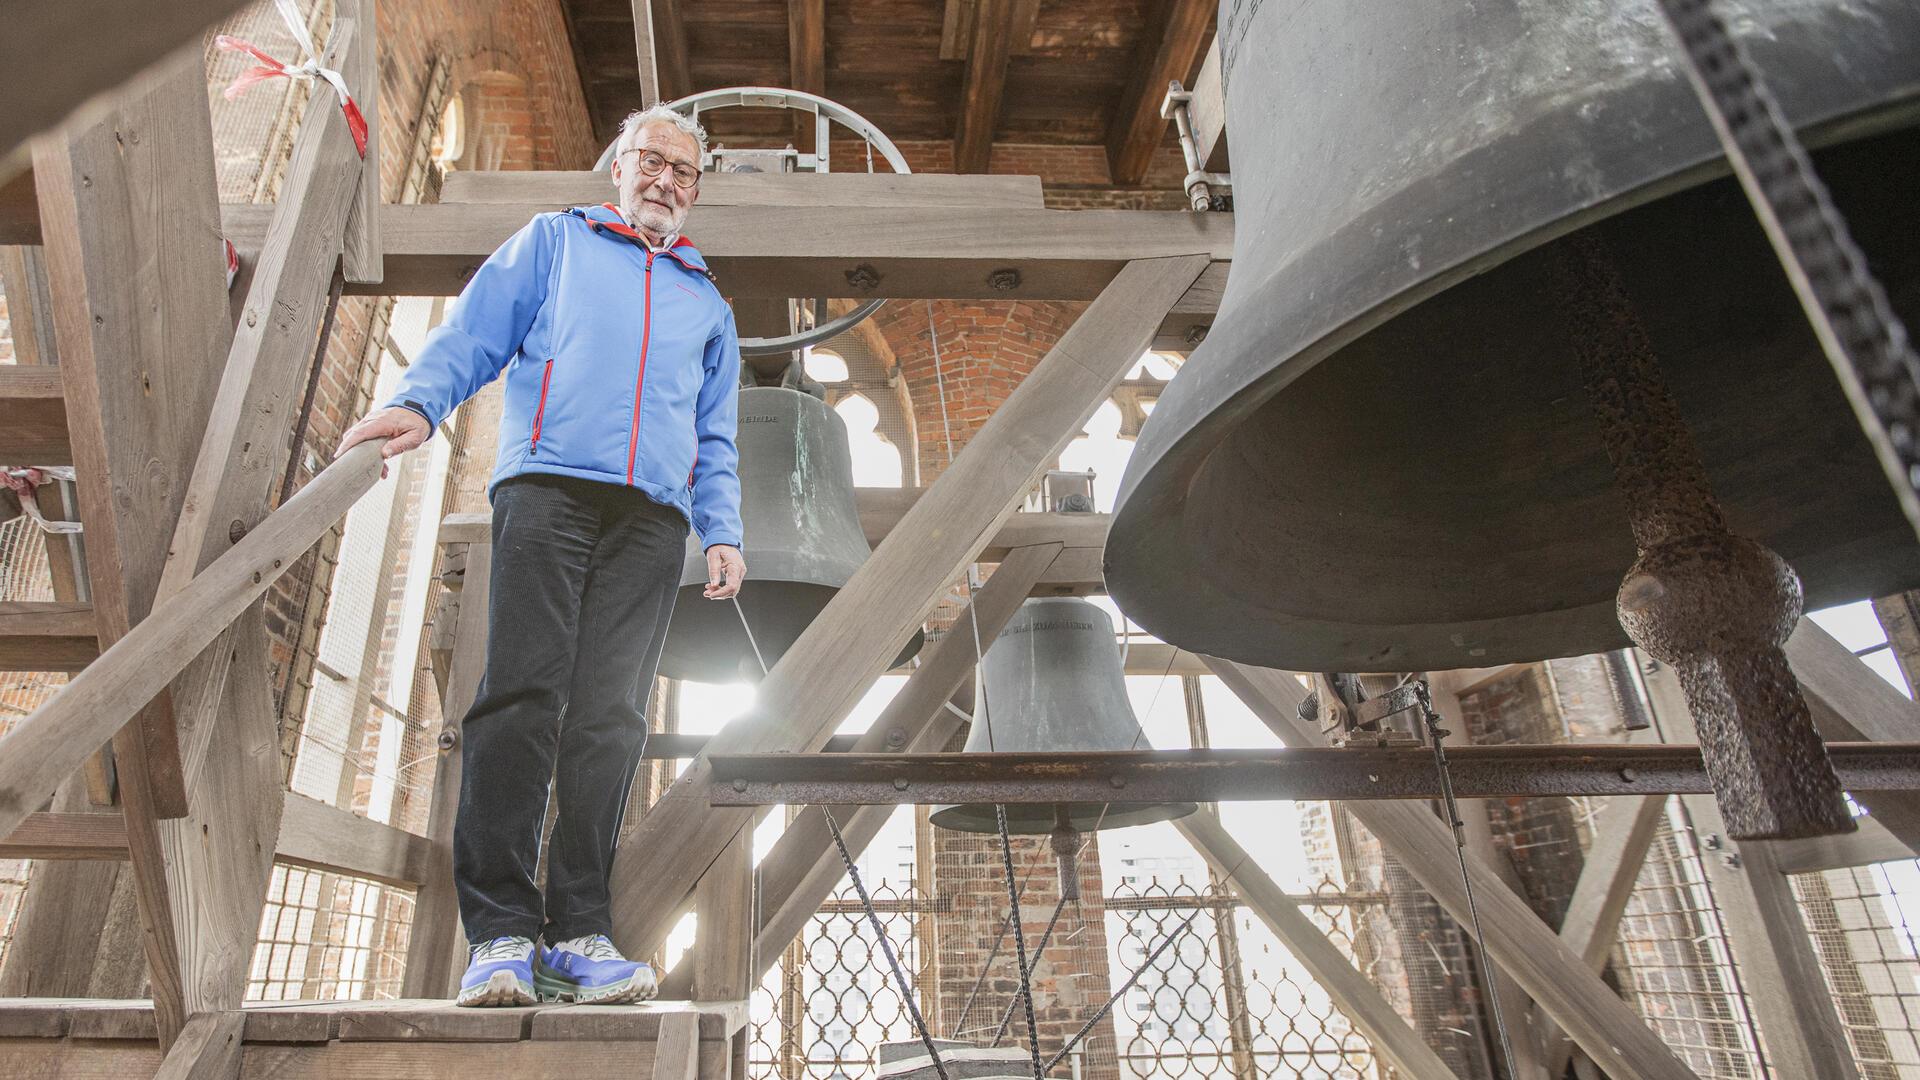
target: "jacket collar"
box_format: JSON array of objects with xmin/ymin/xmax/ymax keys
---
[{"xmin": 569, "ymin": 204, "xmax": 709, "ymax": 273}]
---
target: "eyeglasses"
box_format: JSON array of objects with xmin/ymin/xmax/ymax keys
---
[{"xmin": 623, "ymin": 148, "xmax": 701, "ymax": 189}]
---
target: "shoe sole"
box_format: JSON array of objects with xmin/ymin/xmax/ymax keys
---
[
  {"xmin": 457, "ymin": 969, "xmax": 537, "ymax": 1008},
  {"xmin": 534, "ymin": 966, "xmax": 659, "ymax": 1005}
]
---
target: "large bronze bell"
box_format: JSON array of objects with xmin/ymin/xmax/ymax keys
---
[
  {"xmin": 658, "ymin": 386, "xmax": 922, "ymax": 682},
  {"xmin": 1106, "ymin": 0, "xmax": 1920, "ymax": 839},
  {"xmin": 930, "ymin": 597, "xmax": 1196, "ymax": 837}
]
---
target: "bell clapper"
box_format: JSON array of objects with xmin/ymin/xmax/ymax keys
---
[
  {"xmin": 1049, "ymin": 806, "xmax": 1081, "ymax": 903},
  {"xmin": 1552, "ymin": 232, "xmax": 1853, "ymax": 840}
]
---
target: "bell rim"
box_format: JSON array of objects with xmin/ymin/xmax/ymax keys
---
[{"xmin": 1109, "ymin": 78, "xmax": 1920, "ymax": 670}]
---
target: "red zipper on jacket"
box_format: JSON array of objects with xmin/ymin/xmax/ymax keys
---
[
  {"xmin": 530, "ymin": 359, "xmax": 555, "ymax": 451},
  {"xmin": 624, "ymin": 251, "xmax": 656, "ymax": 486}
]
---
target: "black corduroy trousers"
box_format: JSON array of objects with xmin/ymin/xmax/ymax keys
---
[{"xmin": 454, "ymin": 473, "xmax": 687, "ymax": 945}]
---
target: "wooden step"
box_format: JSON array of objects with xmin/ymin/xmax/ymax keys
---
[
  {"xmin": 0, "ymin": 997, "xmax": 749, "ymax": 1080},
  {"xmin": 0, "ymin": 600, "xmax": 97, "ymax": 671},
  {"xmin": 0, "ymin": 365, "xmax": 69, "ymax": 464}
]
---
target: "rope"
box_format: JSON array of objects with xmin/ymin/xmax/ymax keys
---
[
  {"xmin": 823, "ymin": 806, "xmax": 952, "ymax": 1080},
  {"xmin": 1044, "ymin": 904, "xmax": 1204, "ymax": 1073},
  {"xmin": 990, "ymin": 897, "xmax": 1071, "ymax": 1046},
  {"xmin": 995, "ymin": 804, "xmax": 1045, "ymax": 1080}
]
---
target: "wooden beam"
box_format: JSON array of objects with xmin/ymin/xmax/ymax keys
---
[
  {"xmin": 1788, "ymin": 617, "xmax": 1920, "ymax": 851},
  {"xmin": 632, "ymin": 0, "xmax": 662, "ymax": 105},
  {"xmin": 1186, "ymin": 38, "xmax": 1227, "ymax": 172},
  {"xmin": 438, "ymin": 169, "xmax": 1048, "ymax": 209},
  {"xmin": 953, "ymin": 0, "xmax": 1016, "ymax": 173},
  {"xmin": 1176, "ymin": 812, "xmax": 1466, "ymax": 1080},
  {"xmin": 788, "ymin": 0, "xmax": 826, "ymax": 151},
  {"xmin": 340, "ymin": 0, "xmax": 381, "ymax": 286},
  {"xmin": 1537, "ymin": 790, "xmax": 1669, "ymax": 1078},
  {"xmin": 0, "ymin": 245, "xmax": 58, "ymax": 365},
  {"xmin": 650, "ymin": 0, "xmax": 692, "ymax": 102},
  {"xmin": 442, "ymin": 495, "xmax": 1107, "ymax": 551},
  {"xmin": 31, "ymin": 55, "xmax": 238, "ymax": 1044},
  {"xmin": 402, "ymin": 538, "xmax": 493, "ymax": 998},
  {"xmin": 1770, "ymin": 815, "xmax": 1915, "ymax": 874},
  {"xmin": 1107, "ymin": 1, "xmax": 1212, "ymax": 185},
  {"xmin": 749, "ymin": 543, "xmax": 1060, "ymax": 978},
  {"xmin": 0, "ymin": 0, "xmax": 249, "ymax": 169},
  {"xmin": 213, "ymin": 201, "xmax": 1236, "ymax": 300},
  {"xmin": 0, "ymin": 792, "xmax": 432, "ymax": 886},
  {"xmin": 608, "ymin": 255, "xmax": 1210, "ymax": 961},
  {"xmin": 1640, "ymin": 659, "xmax": 1865, "ymax": 1080},
  {"xmin": 154, "ymin": 1010, "xmax": 244, "ymax": 1080},
  {"xmin": 0, "ymin": 363, "xmax": 70, "ymax": 461},
  {"xmin": 652, "ymin": 1013, "xmax": 702, "ymax": 1080},
  {"xmin": 0, "ymin": 600, "xmax": 98, "ymax": 671},
  {"xmin": 0, "ymin": 441, "xmax": 383, "ymax": 843},
  {"xmin": 1204, "ymin": 659, "xmax": 1699, "ymax": 1080},
  {"xmin": 0, "ymin": 811, "xmax": 128, "ymax": 859},
  {"xmin": 939, "ymin": 0, "xmax": 1039, "ymax": 60}
]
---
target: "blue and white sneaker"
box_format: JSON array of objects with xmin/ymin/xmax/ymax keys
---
[
  {"xmin": 457, "ymin": 935, "xmax": 537, "ymax": 1007},
  {"xmin": 535, "ymin": 934, "xmax": 659, "ymax": 1004}
]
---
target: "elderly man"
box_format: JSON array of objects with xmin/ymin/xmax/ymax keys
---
[{"xmin": 339, "ymin": 104, "xmax": 744, "ymax": 1007}]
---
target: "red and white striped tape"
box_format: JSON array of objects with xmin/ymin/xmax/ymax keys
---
[{"xmin": 214, "ymin": 0, "xmax": 367, "ymax": 157}]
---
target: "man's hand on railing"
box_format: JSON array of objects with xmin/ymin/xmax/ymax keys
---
[{"xmin": 338, "ymin": 406, "xmax": 431, "ymax": 478}]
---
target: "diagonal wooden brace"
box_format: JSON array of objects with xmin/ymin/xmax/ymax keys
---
[
  {"xmin": 743, "ymin": 541, "xmax": 1063, "ymax": 984},
  {"xmin": 608, "ymin": 253, "xmax": 1211, "ymax": 960},
  {"xmin": 1205, "ymin": 659, "xmax": 1702, "ymax": 1080}
]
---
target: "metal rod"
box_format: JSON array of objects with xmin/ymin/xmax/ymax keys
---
[
  {"xmin": 996, "ymin": 804, "xmax": 1045, "ymax": 1080},
  {"xmin": 706, "ymin": 743, "xmax": 1920, "ymax": 805}
]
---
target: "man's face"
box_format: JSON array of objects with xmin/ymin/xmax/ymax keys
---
[{"xmin": 612, "ymin": 122, "xmax": 701, "ymax": 240}]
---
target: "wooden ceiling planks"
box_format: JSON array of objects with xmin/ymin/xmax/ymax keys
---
[{"xmin": 563, "ymin": 0, "xmax": 1188, "ymax": 172}]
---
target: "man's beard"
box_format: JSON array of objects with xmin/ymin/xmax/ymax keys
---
[{"xmin": 632, "ymin": 198, "xmax": 685, "ymax": 238}]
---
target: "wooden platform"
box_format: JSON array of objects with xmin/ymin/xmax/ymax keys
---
[{"xmin": 0, "ymin": 997, "xmax": 748, "ymax": 1079}]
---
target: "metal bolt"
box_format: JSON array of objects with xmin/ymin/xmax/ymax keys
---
[
  {"xmin": 885, "ymin": 728, "xmax": 906, "ymax": 748},
  {"xmin": 229, "ymin": 519, "xmax": 249, "ymax": 544},
  {"xmin": 1722, "ymin": 852, "xmax": 1743, "ymax": 869},
  {"xmin": 892, "ymin": 777, "xmax": 910, "ymax": 791},
  {"xmin": 844, "ymin": 263, "xmax": 882, "ymax": 291},
  {"xmin": 731, "ymin": 778, "xmax": 748, "ymax": 793},
  {"xmin": 246, "ymin": 310, "xmax": 258, "ymax": 328},
  {"xmin": 1109, "ymin": 775, "xmax": 1127, "ymax": 789},
  {"xmin": 987, "ymin": 268, "xmax": 1021, "ymax": 291},
  {"xmin": 1184, "ymin": 324, "xmax": 1208, "ymax": 347},
  {"xmin": 1618, "ymin": 767, "xmax": 1638, "ymax": 782},
  {"xmin": 1701, "ymin": 833, "xmax": 1723, "ymax": 850},
  {"xmin": 437, "ymin": 729, "xmax": 458, "ymax": 751}
]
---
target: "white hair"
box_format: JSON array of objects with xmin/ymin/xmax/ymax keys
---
[{"xmin": 617, "ymin": 104, "xmax": 708, "ymax": 159}]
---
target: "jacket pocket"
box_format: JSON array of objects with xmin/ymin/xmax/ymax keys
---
[{"xmin": 530, "ymin": 359, "xmax": 555, "ymax": 451}]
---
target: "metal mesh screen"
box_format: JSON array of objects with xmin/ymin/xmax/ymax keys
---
[
  {"xmin": 1791, "ymin": 860, "xmax": 1920, "ymax": 1078},
  {"xmin": 246, "ymin": 862, "xmax": 416, "ymax": 1001},
  {"xmin": 1609, "ymin": 798, "xmax": 1769, "ymax": 1078}
]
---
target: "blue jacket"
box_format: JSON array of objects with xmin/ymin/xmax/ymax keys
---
[{"xmin": 383, "ymin": 203, "xmax": 744, "ymax": 550}]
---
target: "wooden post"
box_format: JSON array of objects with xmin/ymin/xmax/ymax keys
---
[
  {"xmin": 403, "ymin": 537, "xmax": 493, "ymax": 998},
  {"xmin": 30, "ymin": 51, "xmax": 236, "ymax": 1043},
  {"xmin": 152, "ymin": 1010, "xmax": 245, "ymax": 1080},
  {"xmin": 1789, "ymin": 618, "xmax": 1920, "ymax": 851},
  {"xmin": 1205, "ymin": 659, "xmax": 1700, "ymax": 1080},
  {"xmin": 608, "ymin": 255, "xmax": 1209, "ymax": 962},
  {"xmin": 1640, "ymin": 658, "xmax": 1865, "ymax": 1080}
]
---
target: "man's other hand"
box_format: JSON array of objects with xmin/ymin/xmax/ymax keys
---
[
  {"xmin": 704, "ymin": 544, "xmax": 745, "ymax": 600},
  {"xmin": 339, "ymin": 407, "xmax": 431, "ymax": 478}
]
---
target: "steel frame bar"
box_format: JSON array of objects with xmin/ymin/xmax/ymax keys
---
[{"xmin": 707, "ymin": 743, "xmax": 1920, "ymax": 806}]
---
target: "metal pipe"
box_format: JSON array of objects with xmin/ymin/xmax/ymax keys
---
[{"xmin": 707, "ymin": 743, "xmax": 1920, "ymax": 806}]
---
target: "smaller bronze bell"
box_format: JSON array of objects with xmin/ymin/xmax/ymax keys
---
[
  {"xmin": 930, "ymin": 597, "xmax": 1196, "ymax": 835},
  {"xmin": 659, "ymin": 386, "xmax": 922, "ymax": 682}
]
